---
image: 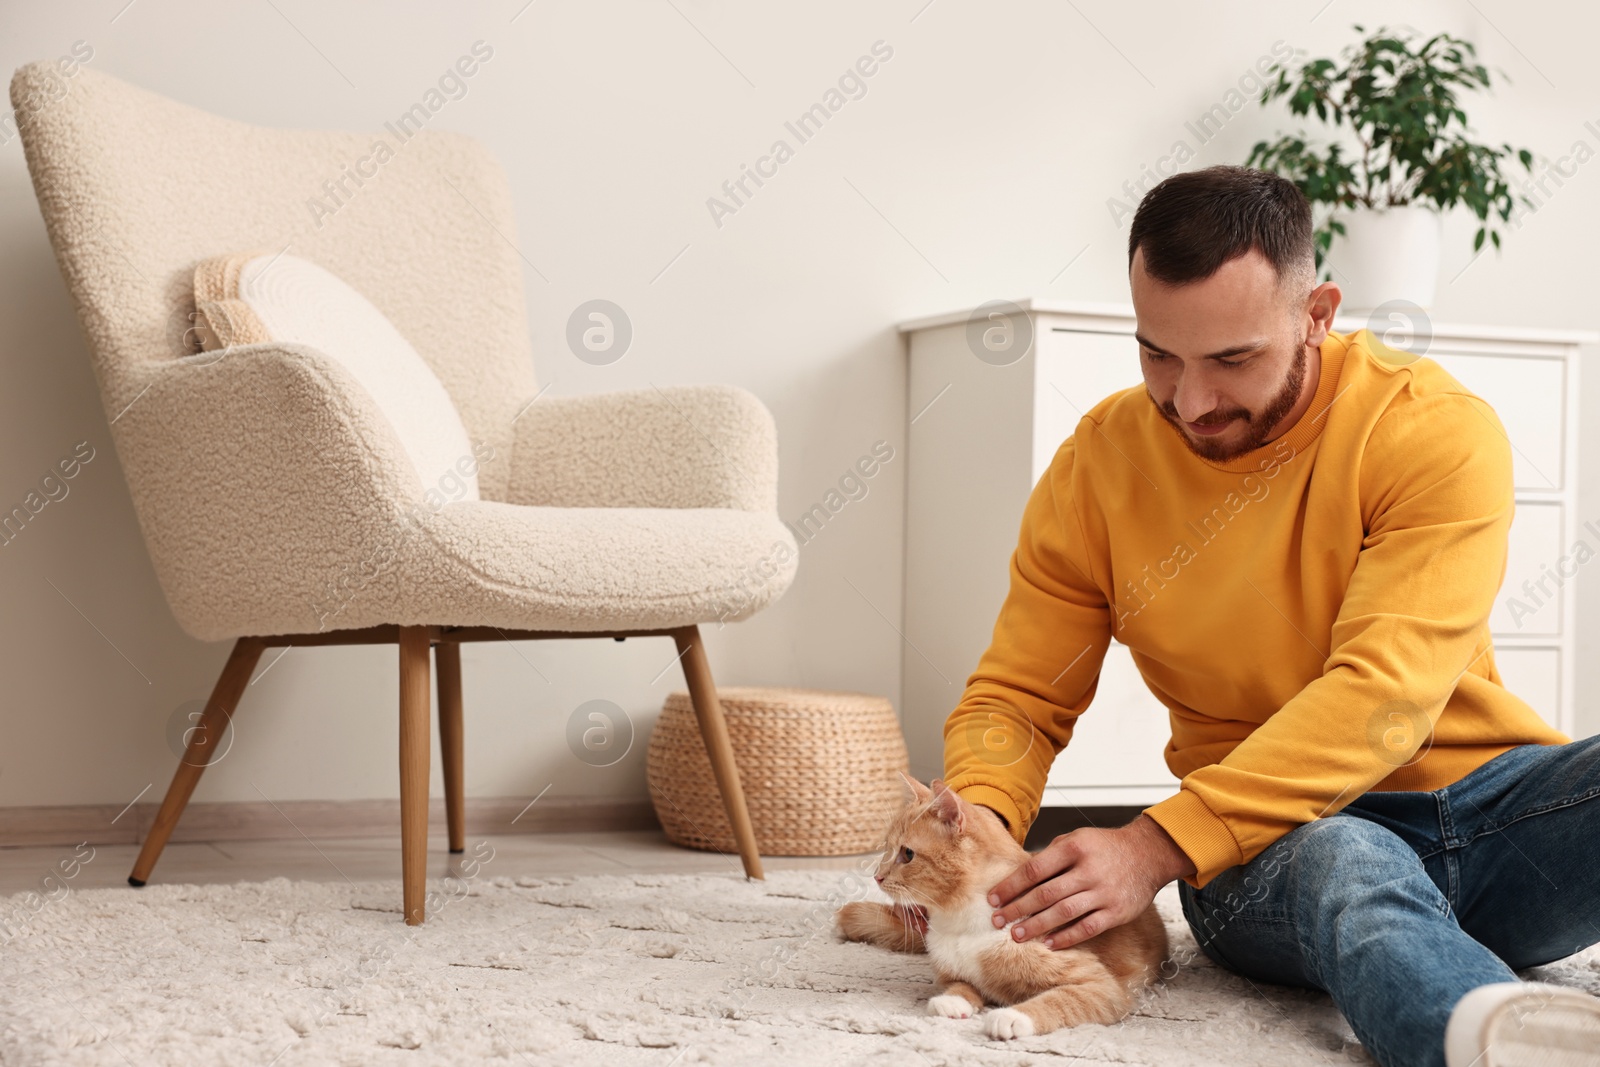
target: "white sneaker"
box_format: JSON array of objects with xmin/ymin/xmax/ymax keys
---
[{"xmin": 1444, "ymin": 980, "xmax": 1600, "ymax": 1067}]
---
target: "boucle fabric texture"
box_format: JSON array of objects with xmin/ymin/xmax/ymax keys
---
[
  {"xmin": 8, "ymin": 871, "xmax": 1597, "ymax": 1065},
  {"xmin": 193, "ymin": 251, "xmax": 482, "ymax": 501},
  {"xmin": 9, "ymin": 62, "xmax": 795, "ymax": 639}
]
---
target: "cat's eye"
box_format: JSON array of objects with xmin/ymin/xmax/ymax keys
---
[{"xmin": 898, "ymin": 846, "xmax": 914, "ymax": 864}]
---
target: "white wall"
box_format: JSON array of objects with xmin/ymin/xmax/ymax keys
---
[{"xmin": 1, "ymin": 0, "xmax": 1595, "ymax": 814}]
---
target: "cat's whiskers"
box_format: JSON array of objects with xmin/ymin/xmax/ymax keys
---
[{"xmin": 880, "ymin": 887, "xmax": 932, "ymax": 913}]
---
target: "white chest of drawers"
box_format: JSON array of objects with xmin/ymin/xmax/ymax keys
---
[{"xmin": 898, "ymin": 299, "xmax": 1595, "ymax": 808}]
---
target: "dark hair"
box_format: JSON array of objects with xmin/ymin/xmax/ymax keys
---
[{"xmin": 1127, "ymin": 165, "xmax": 1314, "ymax": 297}]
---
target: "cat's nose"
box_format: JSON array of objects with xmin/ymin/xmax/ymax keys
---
[{"xmin": 874, "ymin": 874, "xmax": 884, "ymax": 884}]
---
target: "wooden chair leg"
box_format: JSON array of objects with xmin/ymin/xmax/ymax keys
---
[
  {"xmin": 672, "ymin": 625, "xmax": 764, "ymax": 880},
  {"xmin": 128, "ymin": 637, "xmax": 264, "ymax": 887},
  {"xmin": 436, "ymin": 640, "xmax": 465, "ymax": 854},
  {"xmin": 398, "ymin": 625, "xmax": 432, "ymax": 925}
]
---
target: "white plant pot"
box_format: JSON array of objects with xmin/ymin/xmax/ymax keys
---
[{"xmin": 1321, "ymin": 204, "xmax": 1441, "ymax": 316}]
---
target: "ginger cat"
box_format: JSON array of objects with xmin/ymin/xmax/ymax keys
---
[{"xmin": 836, "ymin": 774, "xmax": 1169, "ymax": 1040}]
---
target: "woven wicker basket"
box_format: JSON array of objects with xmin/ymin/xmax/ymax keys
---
[{"xmin": 646, "ymin": 686, "xmax": 910, "ymax": 856}]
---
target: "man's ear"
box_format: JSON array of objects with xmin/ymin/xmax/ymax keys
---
[{"xmin": 929, "ymin": 779, "xmax": 965, "ymax": 831}]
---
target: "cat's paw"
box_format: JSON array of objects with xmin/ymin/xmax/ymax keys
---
[
  {"xmin": 984, "ymin": 1007, "xmax": 1036, "ymax": 1040},
  {"xmin": 927, "ymin": 995, "xmax": 973, "ymax": 1019},
  {"xmin": 834, "ymin": 901, "xmax": 876, "ymax": 941}
]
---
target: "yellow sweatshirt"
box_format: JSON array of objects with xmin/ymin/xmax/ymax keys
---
[{"xmin": 943, "ymin": 327, "xmax": 1572, "ymax": 890}]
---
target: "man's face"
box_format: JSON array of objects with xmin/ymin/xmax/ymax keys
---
[{"xmin": 1129, "ymin": 246, "xmax": 1322, "ymax": 463}]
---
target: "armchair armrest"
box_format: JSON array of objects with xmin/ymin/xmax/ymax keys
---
[
  {"xmin": 112, "ymin": 342, "xmax": 425, "ymax": 640},
  {"xmin": 503, "ymin": 383, "xmax": 779, "ymax": 512}
]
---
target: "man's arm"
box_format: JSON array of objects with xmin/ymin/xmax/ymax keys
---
[
  {"xmin": 943, "ymin": 434, "xmax": 1113, "ymax": 841},
  {"xmin": 1143, "ymin": 392, "xmax": 1523, "ymax": 889},
  {"xmin": 1126, "ymin": 812, "xmax": 1198, "ymax": 882}
]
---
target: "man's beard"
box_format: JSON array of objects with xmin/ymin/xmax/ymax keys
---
[{"xmin": 1153, "ymin": 331, "xmax": 1309, "ymax": 462}]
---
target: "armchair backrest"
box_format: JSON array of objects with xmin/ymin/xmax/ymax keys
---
[{"xmin": 9, "ymin": 61, "xmax": 538, "ymax": 499}]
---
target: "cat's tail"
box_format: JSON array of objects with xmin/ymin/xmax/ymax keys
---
[
  {"xmin": 988, "ymin": 950, "xmax": 1138, "ymax": 1036},
  {"xmin": 835, "ymin": 901, "xmax": 927, "ymax": 954}
]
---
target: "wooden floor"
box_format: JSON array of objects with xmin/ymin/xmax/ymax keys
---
[
  {"xmin": 0, "ymin": 829, "xmax": 869, "ymax": 896},
  {"xmin": 0, "ymin": 807, "xmax": 1142, "ymax": 896}
]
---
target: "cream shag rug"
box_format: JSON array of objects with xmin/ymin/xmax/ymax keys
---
[{"xmin": 5, "ymin": 869, "xmax": 1599, "ymax": 1066}]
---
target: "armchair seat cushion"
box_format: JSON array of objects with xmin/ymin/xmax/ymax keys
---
[{"xmin": 311, "ymin": 501, "xmax": 798, "ymax": 635}]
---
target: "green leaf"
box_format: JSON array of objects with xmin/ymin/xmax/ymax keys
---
[{"xmin": 1241, "ymin": 21, "xmax": 1533, "ymax": 268}]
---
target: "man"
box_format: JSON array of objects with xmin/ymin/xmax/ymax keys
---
[{"xmin": 941, "ymin": 164, "xmax": 1600, "ymax": 1066}]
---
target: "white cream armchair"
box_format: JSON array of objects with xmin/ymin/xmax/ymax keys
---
[{"xmin": 11, "ymin": 61, "xmax": 797, "ymax": 924}]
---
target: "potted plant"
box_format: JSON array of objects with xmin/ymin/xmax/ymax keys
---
[{"xmin": 1245, "ymin": 24, "xmax": 1536, "ymax": 313}]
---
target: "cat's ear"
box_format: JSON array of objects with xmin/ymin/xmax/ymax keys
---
[
  {"xmin": 896, "ymin": 770, "xmax": 931, "ymax": 801},
  {"xmin": 929, "ymin": 779, "xmax": 965, "ymax": 831}
]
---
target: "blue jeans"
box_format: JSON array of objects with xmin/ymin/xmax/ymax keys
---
[{"xmin": 1176, "ymin": 735, "xmax": 1600, "ymax": 1067}]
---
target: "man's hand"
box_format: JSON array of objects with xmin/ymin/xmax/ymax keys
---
[{"xmin": 986, "ymin": 814, "xmax": 1195, "ymax": 951}]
